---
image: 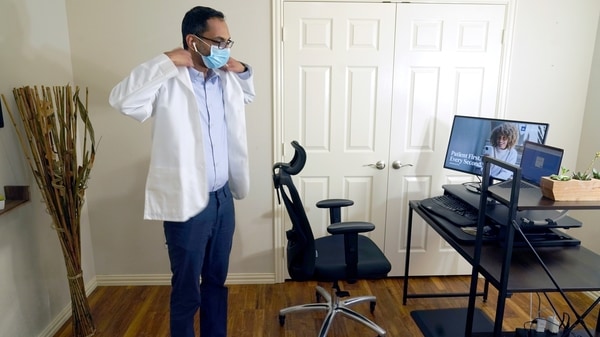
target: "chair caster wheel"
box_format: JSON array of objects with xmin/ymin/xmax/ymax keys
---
[
  {"xmin": 370, "ymin": 301, "xmax": 376, "ymax": 313},
  {"xmin": 279, "ymin": 314, "xmax": 285, "ymax": 326}
]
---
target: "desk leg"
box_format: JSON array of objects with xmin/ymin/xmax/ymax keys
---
[
  {"xmin": 483, "ymin": 279, "xmax": 489, "ymax": 302},
  {"xmin": 565, "ymin": 295, "xmax": 600, "ymax": 336},
  {"xmin": 490, "ymin": 220, "xmax": 517, "ymax": 336},
  {"xmin": 402, "ymin": 207, "xmax": 414, "ymax": 305}
]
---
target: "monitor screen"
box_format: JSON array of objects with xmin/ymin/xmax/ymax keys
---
[{"xmin": 443, "ymin": 115, "xmax": 549, "ymax": 181}]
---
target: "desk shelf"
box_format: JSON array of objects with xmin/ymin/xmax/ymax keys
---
[{"xmin": 0, "ymin": 186, "xmax": 30, "ymax": 215}]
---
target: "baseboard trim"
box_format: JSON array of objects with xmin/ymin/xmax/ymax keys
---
[
  {"xmin": 95, "ymin": 272, "xmax": 277, "ymax": 286},
  {"xmin": 96, "ymin": 273, "xmax": 172, "ymax": 286},
  {"xmin": 226, "ymin": 273, "xmax": 277, "ymax": 285}
]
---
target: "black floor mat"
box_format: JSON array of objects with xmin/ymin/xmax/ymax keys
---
[{"xmin": 411, "ymin": 308, "xmax": 494, "ymax": 337}]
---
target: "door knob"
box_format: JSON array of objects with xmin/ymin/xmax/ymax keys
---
[
  {"xmin": 392, "ymin": 160, "xmax": 413, "ymax": 170},
  {"xmin": 364, "ymin": 160, "xmax": 386, "ymax": 170}
]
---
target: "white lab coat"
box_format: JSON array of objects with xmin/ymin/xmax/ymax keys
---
[{"xmin": 109, "ymin": 53, "xmax": 255, "ymax": 221}]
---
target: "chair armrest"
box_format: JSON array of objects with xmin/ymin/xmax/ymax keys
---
[
  {"xmin": 316, "ymin": 199, "xmax": 354, "ymax": 209},
  {"xmin": 327, "ymin": 221, "xmax": 375, "ymax": 235},
  {"xmin": 327, "ymin": 221, "xmax": 375, "ymax": 282},
  {"xmin": 317, "ymin": 199, "xmax": 354, "ymax": 224}
]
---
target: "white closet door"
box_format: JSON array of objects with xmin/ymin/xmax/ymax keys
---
[
  {"xmin": 281, "ymin": 2, "xmax": 505, "ymax": 276},
  {"xmin": 385, "ymin": 3, "xmax": 505, "ymax": 276},
  {"xmin": 282, "ymin": 2, "xmax": 396, "ymax": 245}
]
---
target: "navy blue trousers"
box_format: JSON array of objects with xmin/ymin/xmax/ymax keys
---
[{"xmin": 164, "ymin": 183, "xmax": 235, "ymax": 337}]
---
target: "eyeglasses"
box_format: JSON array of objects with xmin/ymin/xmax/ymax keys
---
[{"xmin": 196, "ymin": 35, "xmax": 234, "ymax": 49}]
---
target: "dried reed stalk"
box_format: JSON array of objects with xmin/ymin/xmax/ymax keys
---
[{"xmin": 1, "ymin": 85, "xmax": 96, "ymax": 337}]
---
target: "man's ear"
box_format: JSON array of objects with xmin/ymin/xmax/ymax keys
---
[{"xmin": 185, "ymin": 34, "xmax": 195, "ymax": 50}]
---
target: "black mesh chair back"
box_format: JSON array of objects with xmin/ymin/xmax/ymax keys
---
[{"xmin": 273, "ymin": 141, "xmax": 315, "ymax": 280}]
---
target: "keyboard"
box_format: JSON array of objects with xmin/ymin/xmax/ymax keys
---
[{"xmin": 419, "ymin": 194, "xmax": 478, "ymax": 227}]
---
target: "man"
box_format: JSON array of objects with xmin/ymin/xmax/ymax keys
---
[{"xmin": 109, "ymin": 6, "xmax": 255, "ymax": 337}]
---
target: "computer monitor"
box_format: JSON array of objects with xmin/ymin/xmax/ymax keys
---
[{"xmin": 443, "ymin": 115, "xmax": 549, "ymax": 181}]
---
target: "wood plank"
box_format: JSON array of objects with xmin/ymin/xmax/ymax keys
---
[{"xmin": 52, "ymin": 276, "xmax": 598, "ymax": 337}]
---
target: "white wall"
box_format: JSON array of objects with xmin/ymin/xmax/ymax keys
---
[
  {"xmin": 570, "ymin": 18, "xmax": 600, "ymax": 251},
  {"xmin": 1, "ymin": 0, "xmax": 600, "ymax": 336},
  {"xmin": 503, "ymin": 0, "xmax": 600, "ymax": 169},
  {"xmin": 65, "ymin": 0, "xmax": 275, "ymax": 281},
  {"xmin": 0, "ymin": 0, "xmax": 96, "ymax": 336},
  {"xmin": 501, "ymin": 0, "xmax": 600, "ymax": 253}
]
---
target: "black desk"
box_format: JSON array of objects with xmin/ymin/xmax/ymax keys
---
[{"xmin": 404, "ymin": 183, "xmax": 600, "ymax": 336}]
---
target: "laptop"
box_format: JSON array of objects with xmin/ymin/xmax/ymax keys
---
[
  {"xmin": 487, "ymin": 141, "xmax": 564, "ymax": 207},
  {"xmin": 495, "ymin": 141, "xmax": 564, "ymax": 189}
]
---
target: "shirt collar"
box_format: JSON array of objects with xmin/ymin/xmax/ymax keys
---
[{"xmin": 188, "ymin": 67, "xmax": 220, "ymax": 83}]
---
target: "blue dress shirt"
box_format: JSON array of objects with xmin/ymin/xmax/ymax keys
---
[{"xmin": 189, "ymin": 68, "xmax": 229, "ymax": 192}]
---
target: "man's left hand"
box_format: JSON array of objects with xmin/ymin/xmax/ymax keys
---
[{"xmin": 221, "ymin": 57, "xmax": 247, "ymax": 73}]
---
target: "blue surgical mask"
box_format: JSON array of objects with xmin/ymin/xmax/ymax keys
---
[
  {"xmin": 202, "ymin": 45, "xmax": 230, "ymax": 69},
  {"xmin": 193, "ymin": 38, "xmax": 231, "ymax": 69}
]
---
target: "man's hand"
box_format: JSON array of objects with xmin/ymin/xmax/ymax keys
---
[
  {"xmin": 221, "ymin": 57, "xmax": 247, "ymax": 73},
  {"xmin": 165, "ymin": 48, "xmax": 194, "ymax": 67}
]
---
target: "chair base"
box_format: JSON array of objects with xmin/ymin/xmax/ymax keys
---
[{"xmin": 279, "ymin": 284, "xmax": 386, "ymax": 337}]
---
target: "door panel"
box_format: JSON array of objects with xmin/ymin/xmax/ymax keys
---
[
  {"xmin": 283, "ymin": 2, "xmax": 396, "ymax": 244},
  {"xmin": 385, "ymin": 4, "xmax": 505, "ymax": 276}
]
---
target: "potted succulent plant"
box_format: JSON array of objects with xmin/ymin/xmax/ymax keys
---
[{"xmin": 540, "ymin": 152, "xmax": 600, "ymax": 201}]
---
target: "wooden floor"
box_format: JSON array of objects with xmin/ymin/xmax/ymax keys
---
[{"xmin": 53, "ymin": 276, "xmax": 598, "ymax": 337}]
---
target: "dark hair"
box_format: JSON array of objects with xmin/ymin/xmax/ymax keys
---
[
  {"xmin": 181, "ymin": 6, "xmax": 225, "ymax": 49},
  {"xmin": 490, "ymin": 122, "xmax": 519, "ymax": 149}
]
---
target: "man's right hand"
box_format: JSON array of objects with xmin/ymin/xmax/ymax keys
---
[{"xmin": 165, "ymin": 48, "xmax": 194, "ymax": 67}]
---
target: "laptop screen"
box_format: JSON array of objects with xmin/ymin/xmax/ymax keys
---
[{"xmin": 519, "ymin": 141, "xmax": 564, "ymax": 185}]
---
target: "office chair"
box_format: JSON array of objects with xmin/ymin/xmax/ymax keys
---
[{"xmin": 272, "ymin": 141, "xmax": 392, "ymax": 337}]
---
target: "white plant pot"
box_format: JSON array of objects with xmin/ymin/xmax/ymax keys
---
[{"xmin": 0, "ymin": 200, "xmax": 4, "ymax": 210}]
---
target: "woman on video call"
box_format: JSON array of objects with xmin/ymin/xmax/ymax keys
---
[{"xmin": 485, "ymin": 122, "xmax": 519, "ymax": 180}]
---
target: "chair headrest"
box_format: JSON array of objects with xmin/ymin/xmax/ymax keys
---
[
  {"xmin": 272, "ymin": 141, "xmax": 306, "ymax": 188},
  {"xmin": 273, "ymin": 141, "xmax": 306, "ymax": 174}
]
